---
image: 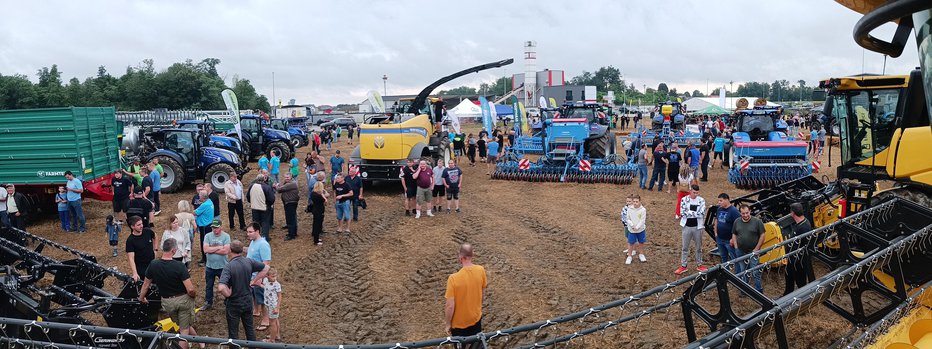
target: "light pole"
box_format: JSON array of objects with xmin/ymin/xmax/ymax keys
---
[{"xmin": 382, "ymin": 75, "xmax": 388, "ymax": 95}]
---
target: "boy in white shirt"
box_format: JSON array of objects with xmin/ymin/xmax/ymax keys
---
[{"xmin": 624, "ymin": 195, "xmax": 647, "ymax": 264}]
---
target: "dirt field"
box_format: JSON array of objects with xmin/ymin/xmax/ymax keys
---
[{"xmin": 19, "ymin": 122, "xmax": 855, "ymax": 348}]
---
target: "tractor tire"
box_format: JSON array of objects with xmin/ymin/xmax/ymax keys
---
[
  {"xmin": 206, "ymin": 163, "xmax": 235, "ymax": 193},
  {"xmin": 268, "ymin": 141, "xmax": 293, "ymax": 162},
  {"xmin": 298, "ymin": 136, "xmax": 308, "ymax": 148},
  {"xmin": 155, "ymin": 155, "xmax": 186, "ymax": 193},
  {"xmin": 586, "ymin": 132, "xmax": 612, "ymax": 160}
]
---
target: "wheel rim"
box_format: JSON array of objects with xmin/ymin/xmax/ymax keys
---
[
  {"xmin": 211, "ymin": 170, "xmax": 229, "ymax": 189},
  {"xmin": 291, "ymin": 137, "xmax": 300, "ymax": 148}
]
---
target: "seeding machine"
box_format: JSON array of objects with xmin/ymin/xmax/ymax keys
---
[
  {"xmin": 728, "ymin": 101, "xmax": 813, "ymax": 189},
  {"xmin": 627, "ymin": 101, "xmax": 703, "ymax": 148}
]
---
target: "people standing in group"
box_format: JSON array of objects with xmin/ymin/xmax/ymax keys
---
[
  {"xmin": 329, "ymin": 150, "xmax": 345, "ymax": 183},
  {"xmin": 731, "ymin": 204, "xmax": 765, "ymax": 293},
  {"xmin": 465, "ymin": 134, "xmax": 477, "ymax": 167},
  {"xmin": 347, "ymin": 125, "xmax": 355, "ymax": 145},
  {"xmin": 202, "ymin": 219, "xmax": 231, "ymax": 311},
  {"xmin": 125, "ymin": 215, "xmax": 157, "ymax": 281},
  {"xmin": 205, "ymin": 182, "xmax": 221, "ymax": 221},
  {"xmin": 400, "ymin": 159, "xmax": 418, "ymax": 216},
  {"xmin": 262, "ymin": 268, "xmax": 283, "ymax": 343},
  {"xmin": 147, "ymin": 162, "xmax": 162, "ymax": 215},
  {"xmin": 700, "ymin": 137, "xmax": 712, "ymax": 181},
  {"xmin": 636, "ymin": 144, "xmax": 649, "ymax": 189},
  {"xmin": 665, "ymin": 143, "xmax": 683, "ymax": 194},
  {"xmin": 442, "ymin": 159, "xmax": 463, "ymax": 213},
  {"xmin": 624, "ymin": 195, "xmax": 648, "ymax": 264},
  {"xmin": 194, "ymin": 190, "xmax": 214, "ymax": 267},
  {"xmin": 218, "ymin": 239, "xmax": 270, "ymax": 341},
  {"xmin": 276, "ymin": 173, "xmax": 300, "ymax": 241},
  {"xmin": 289, "ymin": 155, "xmax": 300, "ymax": 186},
  {"xmin": 713, "ymin": 193, "xmax": 741, "ymax": 267},
  {"xmin": 713, "ymin": 134, "xmax": 725, "ymax": 169},
  {"xmin": 477, "ymin": 136, "xmax": 488, "ymax": 163},
  {"xmin": 162, "ymin": 216, "xmax": 192, "ymax": 268},
  {"xmin": 431, "ymin": 160, "xmax": 446, "ymax": 213},
  {"xmin": 345, "ymin": 166, "xmax": 364, "ymax": 222},
  {"xmin": 648, "ymin": 144, "xmax": 667, "ymax": 191},
  {"xmin": 137, "ymin": 238, "xmax": 199, "ymax": 349},
  {"xmin": 331, "ymin": 174, "xmax": 354, "ymax": 232},
  {"xmin": 258, "ymin": 153, "xmax": 270, "ymax": 176},
  {"xmin": 111, "ymin": 170, "xmax": 134, "ymax": 223},
  {"xmin": 452, "ymin": 132, "xmax": 465, "ymax": 157},
  {"xmin": 309, "ymin": 182, "xmax": 328, "ymax": 246},
  {"xmin": 783, "ymin": 203, "xmax": 814, "ymax": 296},
  {"xmin": 413, "ymin": 160, "xmax": 435, "ymax": 218},
  {"xmin": 5, "ymin": 185, "xmax": 27, "ymax": 230},
  {"xmin": 685, "ymin": 143, "xmax": 701, "ymax": 180},
  {"xmin": 269, "ymin": 150, "xmax": 281, "ymax": 184},
  {"xmin": 127, "ymin": 189, "xmax": 154, "ymax": 228},
  {"xmin": 140, "ymin": 166, "xmax": 154, "ymax": 203},
  {"xmin": 224, "ymin": 172, "xmax": 246, "ymax": 232},
  {"xmin": 304, "ymin": 151, "xmax": 320, "ymax": 184},
  {"xmin": 56, "ymin": 186, "xmax": 70, "ymax": 232},
  {"xmin": 64, "ymin": 171, "xmax": 87, "ymax": 233},
  {"xmin": 444, "ymin": 243, "xmax": 487, "ymax": 341},
  {"xmin": 676, "ymin": 185, "xmax": 706, "ymax": 275},
  {"xmin": 485, "ymin": 136, "xmax": 500, "ymax": 175},
  {"xmin": 247, "ymin": 174, "xmax": 274, "ymax": 239},
  {"xmin": 246, "ymin": 223, "xmax": 272, "ymax": 332}
]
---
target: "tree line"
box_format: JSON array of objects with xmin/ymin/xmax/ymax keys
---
[
  {"xmin": 0, "ymin": 58, "xmax": 271, "ymax": 111},
  {"xmin": 438, "ymin": 65, "xmax": 819, "ymax": 106}
]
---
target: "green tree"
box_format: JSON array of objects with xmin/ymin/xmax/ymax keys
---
[
  {"xmin": 35, "ymin": 65, "xmax": 66, "ymax": 107},
  {"xmin": 438, "ymin": 86, "xmax": 477, "ymax": 96},
  {"xmin": 692, "ymin": 90, "xmax": 704, "ymax": 97},
  {"xmin": 0, "ymin": 74, "xmax": 38, "ymax": 109},
  {"xmin": 657, "ymin": 83, "xmax": 669, "ymax": 96}
]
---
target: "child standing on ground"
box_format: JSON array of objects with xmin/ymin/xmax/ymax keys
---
[
  {"xmin": 56, "ymin": 186, "xmax": 70, "ymax": 232},
  {"xmin": 625, "ymin": 195, "xmax": 647, "ymax": 264},
  {"xmin": 106, "ymin": 215, "xmax": 120, "ymax": 257},
  {"xmin": 263, "ymin": 268, "xmax": 283, "ymax": 343}
]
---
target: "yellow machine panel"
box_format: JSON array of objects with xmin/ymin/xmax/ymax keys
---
[
  {"xmin": 885, "ymin": 127, "xmax": 932, "ymax": 185},
  {"xmin": 358, "ymin": 115, "xmax": 433, "ymax": 161}
]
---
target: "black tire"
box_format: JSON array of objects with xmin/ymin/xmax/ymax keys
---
[
  {"xmin": 586, "ymin": 132, "xmax": 612, "ymax": 159},
  {"xmin": 206, "ymin": 163, "xmax": 235, "ymax": 193},
  {"xmin": 298, "ymin": 136, "xmax": 308, "ymax": 147},
  {"xmin": 268, "ymin": 141, "xmax": 292, "ymax": 162},
  {"xmin": 155, "ymin": 155, "xmax": 185, "ymax": 193}
]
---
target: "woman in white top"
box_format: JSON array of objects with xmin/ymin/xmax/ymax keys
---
[
  {"xmin": 175, "ymin": 200, "xmax": 197, "ymax": 249},
  {"xmin": 162, "ymin": 216, "xmax": 192, "ymax": 268}
]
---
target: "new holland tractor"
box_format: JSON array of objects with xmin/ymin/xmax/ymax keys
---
[
  {"xmin": 628, "ymin": 101, "xmax": 702, "ymax": 148},
  {"xmin": 727, "ymin": 100, "xmax": 812, "ymax": 189}
]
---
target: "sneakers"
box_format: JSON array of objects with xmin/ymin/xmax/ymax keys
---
[
  {"xmin": 697, "ymin": 265, "xmax": 708, "ymax": 272},
  {"xmin": 638, "ymin": 254, "xmax": 647, "ymax": 262},
  {"xmin": 455, "ymin": 208, "xmax": 461, "ymax": 213},
  {"xmin": 625, "ymin": 256, "xmax": 633, "ymax": 265},
  {"xmin": 154, "ymin": 210, "xmax": 161, "ymax": 216},
  {"xmin": 112, "ymin": 248, "xmax": 118, "ymax": 257},
  {"xmin": 426, "ymin": 210, "xmax": 434, "ymax": 217},
  {"xmin": 415, "ymin": 211, "xmax": 421, "ymax": 219},
  {"xmin": 405, "ymin": 210, "xmax": 411, "ymax": 216},
  {"xmin": 674, "ymin": 266, "xmax": 689, "ymax": 275},
  {"xmin": 199, "ymin": 303, "xmax": 212, "ymax": 311},
  {"xmin": 447, "ymin": 209, "xmax": 452, "ymax": 214}
]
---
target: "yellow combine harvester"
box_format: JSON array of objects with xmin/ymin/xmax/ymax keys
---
[{"xmin": 350, "ymin": 59, "xmax": 513, "ymax": 181}]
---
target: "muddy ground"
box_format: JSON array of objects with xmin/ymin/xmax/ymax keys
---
[{"xmin": 19, "ymin": 121, "xmax": 855, "ymax": 348}]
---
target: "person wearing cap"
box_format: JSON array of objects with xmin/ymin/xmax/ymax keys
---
[
  {"xmin": 202, "ymin": 219, "xmax": 230, "ymax": 311},
  {"xmin": 127, "ymin": 188, "xmax": 154, "ymax": 228}
]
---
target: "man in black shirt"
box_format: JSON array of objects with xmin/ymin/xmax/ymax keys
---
[
  {"xmin": 192, "ymin": 184, "xmax": 205, "ymax": 208},
  {"xmin": 205, "ymin": 184, "xmax": 221, "ymax": 219},
  {"xmin": 219, "ymin": 240, "xmax": 270, "ymax": 341},
  {"xmin": 783, "ymin": 203, "xmax": 814, "ymax": 296},
  {"xmin": 699, "ymin": 137, "xmax": 711, "ymax": 181},
  {"xmin": 140, "ymin": 167, "xmax": 153, "ymax": 200},
  {"xmin": 125, "ymin": 215, "xmax": 157, "ymax": 281},
  {"xmin": 138, "ymin": 238, "xmax": 198, "ymax": 348},
  {"xmin": 648, "ymin": 144, "xmax": 667, "ymax": 191},
  {"xmin": 127, "ymin": 189, "xmax": 153, "ymax": 228},
  {"xmin": 111, "ymin": 170, "xmax": 134, "ymax": 223},
  {"xmin": 400, "ymin": 159, "xmax": 417, "ymax": 216},
  {"xmin": 332, "ymin": 174, "xmax": 354, "ymax": 233}
]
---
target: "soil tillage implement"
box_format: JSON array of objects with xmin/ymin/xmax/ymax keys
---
[
  {"xmin": 728, "ymin": 104, "xmax": 811, "ymax": 189},
  {"xmin": 628, "ymin": 101, "xmax": 703, "ymax": 148},
  {"xmin": 493, "ymin": 117, "xmax": 635, "ymax": 184}
]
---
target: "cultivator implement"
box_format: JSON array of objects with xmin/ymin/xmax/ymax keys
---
[
  {"xmin": 728, "ymin": 132, "xmax": 811, "ymax": 189},
  {"xmin": 492, "ymin": 156, "xmax": 636, "ymax": 184},
  {"xmin": 510, "ymin": 135, "xmax": 544, "ymax": 154}
]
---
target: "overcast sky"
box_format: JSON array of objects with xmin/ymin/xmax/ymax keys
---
[{"xmin": 0, "ymin": 0, "xmax": 921, "ymax": 106}]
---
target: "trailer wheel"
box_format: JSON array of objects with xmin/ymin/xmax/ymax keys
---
[
  {"xmin": 156, "ymin": 156, "xmax": 186, "ymax": 193},
  {"xmin": 268, "ymin": 141, "xmax": 292, "ymax": 162},
  {"xmin": 206, "ymin": 163, "xmax": 235, "ymax": 193}
]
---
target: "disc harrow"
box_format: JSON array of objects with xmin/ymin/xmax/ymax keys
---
[
  {"xmin": 728, "ymin": 161, "xmax": 812, "ymax": 189},
  {"xmin": 492, "ymin": 157, "xmax": 636, "ymax": 184}
]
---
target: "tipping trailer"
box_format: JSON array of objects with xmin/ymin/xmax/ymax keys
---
[{"xmin": 0, "ymin": 107, "xmax": 121, "ymax": 209}]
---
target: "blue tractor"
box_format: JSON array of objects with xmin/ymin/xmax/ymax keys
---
[
  {"xmin": 628, "ymin": 101, "xmax": 702, "ymax": 148},
  {"xmin": 510, "ymin": 102, "xmax": 615, "ymax": 157},
  {"xmin": 174, "ymin": 120, "xmax": 249, "ymax": 164},
  {"xmin": 138, "ymin": 128, "xmax": 248, "ymax": 193},
  {"xmin": 728, "ymin": 106, "xmax": 811, "ymax": 189},
  {"xmin": 266, "ymin": 118, "xmax": 308, "ymax": 148},
  {"xmin": 225, "ymin": 115, "xmax": 295, "ymax": 162}
]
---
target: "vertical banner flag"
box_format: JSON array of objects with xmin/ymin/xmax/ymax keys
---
[
  {"xmin": 719, "ymin": 85, "xmax": 726, "ymax": 108},
  {"xmin": 518, "ymin": 102, "xmax": 529, "ymax": 135},
  {"xmin": 539, "ymin": 96, "xmax": 547, "ymax": 109},
  {"xmin": 549, "ymin": 97, "xmax": 558, "ymax": 109},
  {"xmin": 479, "ymin": 96, "xmax": 493, "ymax": 132},
  {"xmin": 366, "ymin": 90, "xmax": 385, "ymax": 113},
  {"xmin": 221, "ymin": 89, "xmax": 242, "ymax": 143},
  {"xmin": 448, "ymin": 109, "xmax": 461, "ymax": 134},
  {"xmin": 489, "ymin": 101, "xmax": 498, "ymax": 130},
  {"xmin": 511, "ymin": 96, "xmax": 521, "ymax": 135}
]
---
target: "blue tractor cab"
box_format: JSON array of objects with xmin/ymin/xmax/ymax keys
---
[
  {"xmin": 143, "ymin": 128, "xmax": 248, "ymax": 193},
  {"xmin": 226, "ymin": 115, "xmax": 295, "ymax": 161},
  {"xmin": 174, "ymin": 120, "xmax": 248, "ymax": 165},
  {"xmin": 266, "ymin": 118, "xmax": 308, "ymax": 148}
]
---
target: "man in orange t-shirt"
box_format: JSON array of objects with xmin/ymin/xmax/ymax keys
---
[{"xmin": 444, "ymin": 243, "xmax": 488, "ymax": 340}]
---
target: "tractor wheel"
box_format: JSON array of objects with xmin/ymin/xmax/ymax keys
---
[
  {"xmin": 586, "ymin": 132, "xmax": 612, "ymax": 159},
  {"xmin": 155, "ymin": 155, "xmax": 185, "ymax": 193},
  {"xmin": 291, "ymin": 136, "xmax": 301, "ymax": 149},
  {"xmin": 268, "ymin": 141, "xmax": 293, "ymax": 162},
  {"xmin": 206, "ymin": 163, "xmax": 235, "ymax": 193}
]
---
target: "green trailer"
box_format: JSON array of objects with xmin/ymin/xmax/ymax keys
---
[{"xmin": 0, "ymin": 107, "xmax": 122, "ymax": 207}]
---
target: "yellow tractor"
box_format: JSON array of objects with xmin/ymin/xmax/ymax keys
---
[{"xmin": 350, "ymin": 59, "xmax": 513, "ymax": 181}]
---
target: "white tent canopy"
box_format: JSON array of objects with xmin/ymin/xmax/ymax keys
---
[
  {"xmin": 683, "ymin": 97, "xmax": 781, "ymax": 112},
  {"xmin": 450, "ymin": 98, "xmax": 482, "ymax": 118}
]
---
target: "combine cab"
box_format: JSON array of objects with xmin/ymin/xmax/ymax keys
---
[
  {"xmin": 728, "ymin": 102, "xmax": 811, "ymax": 189},
  {"xmin": 628, "ymin": 101, "xmax": 702, "ymax": 147}
]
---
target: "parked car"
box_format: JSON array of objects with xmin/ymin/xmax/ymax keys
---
[
  {"xmin": 314, "ymin": 115, "xmax": 338, "ymax": 126},
  {"xmin": 320, "ymin": 117, "xmax": 358, "ymax": 130}
]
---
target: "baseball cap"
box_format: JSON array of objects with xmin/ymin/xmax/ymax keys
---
[{"xmin": 210, "ymin": 219, "xmax": 222, "ymax": 228}]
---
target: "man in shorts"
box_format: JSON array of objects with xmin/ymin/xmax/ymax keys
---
[
  {"xmin": 110, "ymin": 170, "xmax": 134, "ymax": 223},
  {"xmin": 431, "ymin": 160, "xmax": 446, "ymax": 213},
  {"xmin": 442, "ymin": 159, "xmax": 463, "ymax": 213},
  {"xmin": 400, "ymin": 159, "xmax": 418, "ymax": 216},
  {"xmin": 485, "ymin": 137, "xmax": 500, "ymax": 174},
  {"xmin": 138, "ymin": 238, "xmax": 199, "ymax": 349},
  {"xmin": 412, "ymin": 160, "xmax": 434, "ymax": 218}
]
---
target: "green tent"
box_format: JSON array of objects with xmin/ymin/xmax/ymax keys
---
[{"xmin": 694, "ymin": 105, "xmax": 730, "ymax": 115}]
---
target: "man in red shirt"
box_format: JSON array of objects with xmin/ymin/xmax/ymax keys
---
[{"xmin": 412, "ymin": 160, "xmax": 434, "ymax": 218}]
